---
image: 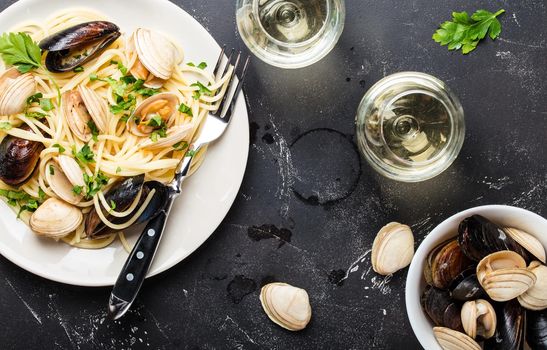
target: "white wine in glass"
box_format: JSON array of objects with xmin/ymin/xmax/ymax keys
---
[
  {"xmin": 356, "ymin": 72, "xmax": 465, "ymax": 182},
  {"xmin": 236, "ymin": 0, "xmax": 345, "ymax": 68}
]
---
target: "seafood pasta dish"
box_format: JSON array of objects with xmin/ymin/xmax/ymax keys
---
[{"xmin": 0, "ymin": 9, "xmax": 231, "ymax": 249}]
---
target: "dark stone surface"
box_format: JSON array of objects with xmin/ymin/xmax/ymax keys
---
[{"xmin": 1, "ymin": 0, "xmax": 546, "ymax": 349}]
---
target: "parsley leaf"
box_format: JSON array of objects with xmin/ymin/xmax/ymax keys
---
[
  {"xmin": 191, "ymin": 81, "xmax": 212, "ymax": 100},
  {"xmin": 178, "ymin": 103, "xmax": 193, "ymax": 116},
  {"xmin": 433, "ymin": 9, "xmax": 505, "ymax": 54},
  {"xmin": 48, "ymin": 164, "xmax": 55, "ymax": 175},
  {"xmin": 25, "ymin": 111, "xmax": 46, "ymax": 119},
  {"xmin": 83, "ymin": 172, "xmax": 109, "ymax": 199},
  {"xmin": 52, "ymin": 143, "xmax": 65, "ymax": 153},
  {"xmin": 89, "ymin": 73, "xmax": 99, "ymax": 81},
  {"xmin": 187, "ymin": 61, "xmax": 207, "ymax": 69},
  {"xmin": 73, "ymin": 144, "xmax": 95, "ymax": 165},
  {"xmin": 26, "ymin": 92, "xmax": 43, "ymax": 105},
  {"xmin": 87, "ymin": 120, "xmax": 99, "ymax": 142},
  {"xmin": 38, "ymin": 187, "xmax": 45, "ymax": 200},
  {"xmin": 0, "ymin": 32, "xmax": 41, "ymax": 73},
  {"xmin": 0, "ymin": 122, "xmax": 12, "ymax": 130},
  {"xmin": 109, "ymin": 200, "xmax": 116, "ymax": 210},
  {"xmin": 0, "ymin": 188, "xmax": 43, "ymax": 218},
  {"xmin": 116, "ymin": 166, "xmax": 122, "ymax": 174},
  {"xmin": 72, "ymin": 185, "xmax": 83, "ymax": 195},
  {"xmin": 40, "ymin": 98, "xmax": 54, "ymax": 111},
  {"xmin": 150, "ymin": 125, "xmax": 167, "ymax": 142},
  {"xmin": 73, "ymin": 66, "xmax": 84, "ymax": 73},
  {"xmin": 186, "ymin": 150, "xmax": 197, "ymax": 157},
  {"xmin": 117, "ymin": 61, "xmax": 128, "ymax": 75},
  {"xmin": 173, "ymin": 141, "xmax": 188, "ymax": 151}
]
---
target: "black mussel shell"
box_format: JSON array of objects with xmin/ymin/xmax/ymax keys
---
[
  {"xmin": 0, "ymin": 127, "xmax": 44, "ymax": 186},
  {"xmin": 484, "ymin": 300, "xmax": 525, "ymax": 350},
  {"xmin": 448, "ymin": 267, "xmax": 485, "ymax": 301},
  {"xmin": 424, "ymin": 239, "xmax": 473, "ymax": 289},
  {"xmin": 39, "ymin": 21, "xmax": 120, "ymax": 72},
  {"xmin": 458, "ymin": 215, "xmax": 531, "ymax": 262},
  {"xmin": 85, "ymin": 175, "xmax": 145, "ymax": 237},
  {"xmin": 85, "ymin": 177, "xmax": 169, "ymax": 238},
  {"xmin": 527, "ymin": 309, "xmax": 547, "ymax": 350},
  {"xmin": 420, "ymin": 285, "xmax": 463, "ymax": 332}
]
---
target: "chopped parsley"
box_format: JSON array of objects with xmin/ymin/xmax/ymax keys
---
[
  {"xmin": 26, "ymin": 92, "xmax": 42, "ymax": 105},
  {"xmin": 116, "ymin": 166, "xmax": 122, "ymax": 174},
  {"xmin": 0, "ymin": 189, "xmax": 43, "ymax": 218},
  {"xmin": 0, "ymin": 122, "xmax": 12, "ymax": 130},
  {"xmin": 73, "ymin": 144, "xmax": 94, "ymax": 165},
  {"xmin": 40, "ymin": 98, "xmax": 54, "ymax": 111},
  {"xmin": 87, "ymin": 120, "xmax": 100, "ymax": 142},
  {"xmin": 83, "ymin": 172, "xmax": 109, "ymax": 199},
  {"xmin": 187, "ymin": 61, "xmax": 207, "ymax": 69},
  {"xmin": 72, "ymin": 185, "xmax": 83, "ymax": 195},
  {"xmin": 178, "ymin": 103, "xmax": 193, "ymax": 116},
  {"xmin": 38, "ymin": 187, "xmax": 45, "ymax": 200},
  {"xmin": 52, "ymin": 143, "xmax": 65, "ymax": 153},
  {"xmin": 109, "ymin": 200, "xmax": 116, "ymax": 210},
  {"xmin": 89, "ymin": 73, "xmax": 99, "ymax": 81},
  {"xmin": 186, "ymin": 150, "xmax": 197, "ymax": 157},
  {"xmin": 48, "ymin": 164, "xmax": 55, "ymax": 175},
  {"xmin": 73, "ymin": 66, "xmax": 84, "ymax": 73},
  {"xmin": 191, "ymin": 81, "xmax": 212, "ymax": 100},
  {"xmin": 117, "ymin": 61, "xmax": 128, "ymax": 75},
  {"xmin": 25, "ymin": 111, "xmax": 46, "ymax": 119},
  {"xmin": 173, "ymin": 141, "xmax": 188, "ymax": 151}
]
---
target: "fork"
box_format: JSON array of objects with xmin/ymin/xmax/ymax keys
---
[{"xmin": 108, "ymin": 48, "xmax": 250, "ymax": 320}]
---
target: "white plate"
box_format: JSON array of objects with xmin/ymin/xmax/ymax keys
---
[{"xmin": 0, "ymin": 0, "xmax": 249, "ymax": 286}]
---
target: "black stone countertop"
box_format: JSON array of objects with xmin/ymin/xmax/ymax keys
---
[{"xmin": 1, "ymin": 0, "xmax": 546, "ymax": 349}]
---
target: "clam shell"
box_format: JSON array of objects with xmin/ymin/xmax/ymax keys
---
[
  {"xmin": 62, "ymin": 90, "xmax": 92, "ymax": 142},
  {"xmin": 45, "ymin": 160, "xmax": 83, "ymax": 205},
  {"xmin": 518, "ymin": 261, "xmax": 547, "ymax": 310},
  {"xmin": 259, "ymin": 282, "xmax": 311, "ymax": 331},
  {"xmin": 30, "ymin": 197, "xmax": 82, "ymax": 238},
  {"xmin": 476, "ymin": 251, "xmax": 536, "ymax": 302},
  {"xmin": 78, "ymin": 85, "xmax": 108, "ymax": 132},
  {"xmin": 0, "ymin": 68, "xmax": 36, "ymax": 115},
  {"xmin": 505, "ymin": 227, "xmax": 546, "ymax": 264},
  {"xmin": 461, "ymin": 299, "xmax": 496, "ymax": 339},
  {"xmin": 57, "ymin": 155, "xmax": 85, "ymax": 188},
  {"xmin": 128, "ymin": 92, "xmax": 179, "ymax": 137},
  {"xmin": 371, "ymin": 222, "xmax": 414, "ymax": 275},
  {"xmin": 133, "ymin": 28, "xmax": 179, "ymax": 81},
  {"xmin": 138, "ymin": 124, "xmax": 192, "ymax": 150},
  {"xmin": 433, "ymin": 327, "xmax": 481, "ymax": 350}
]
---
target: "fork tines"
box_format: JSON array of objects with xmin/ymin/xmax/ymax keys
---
[{"xmin": 212, "ymin": 48, "xmax": 250, "ymax": 119}]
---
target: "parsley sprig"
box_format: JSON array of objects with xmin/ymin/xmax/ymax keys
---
[
  {"xmin": 0, "ymin": 188, "xmax": 43, "ymax": 218},
  {"xmin": 0, "ymin": 32, "xmax": 61, "ymax": 101},
  {"xmin": 433, "ymin": 9, "xmax": 505, "ymax": 54}
]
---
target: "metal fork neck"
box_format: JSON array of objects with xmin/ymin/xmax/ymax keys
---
[{"xmin": 168, "ymin": 144, "xmax": 202, "ymax": 194}]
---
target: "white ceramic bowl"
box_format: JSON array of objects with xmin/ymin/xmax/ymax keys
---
[{"xmin": 405, "ymin": 205, "xmax": 547, "ymax": 349}]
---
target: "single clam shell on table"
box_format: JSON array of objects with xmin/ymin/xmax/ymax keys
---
[
  {"xmin": 371, "ymin": 222, "xmax": 414, "ymax": 275},
  {"xmin": 259, "ymin": 282, "xmax": 312, "ymax": 331}
]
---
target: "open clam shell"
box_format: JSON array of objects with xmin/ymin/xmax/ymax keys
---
[
  {"xmin": 433, "ymin": 327, "xmax": 481, "ymax": 350},
  {"xmin": 371, "ymin": 222, "xmax": 414, "ymax": 275},
  {"xmin": 128, "ymin": 92, "xmax": 178, "ymax": 137},
  {"xmin": 461, "ymin": 299, "xmax": 496, "ymax": 339},
  {"xmin": 518, "ymin": 261, "xmax": 547, "ymax": 310},
  {"xmin": 57, "ymin": 155, "xmax": 85, "ymax": 188},
  {"xmin": 45, "ymin": 159, "xmax": 83, "ymax": 205},
  {"xmin": 259, "ymin": 282, "xmax": 312, "ymax": 331},
  {"xmin": 130, "ymin": 28, "xmax": 181, "ymax": 87},
  {"xmin": 476, "ymin": 250, "xmax": 536, "ymax": 302},
  {"xmin": 30, "ymin": 198, "xmax": 82, "ymax": 238},
  {"xmin": 62, "ymin": 85, "xmax": 108, "ymax": 141},
  {"xmin": 0, "ymin": 68, "xmax": 36, "ymax": 115},
  {"xmin": 504, "ymin": 227, "xmax": 546, "ymax": 264}
]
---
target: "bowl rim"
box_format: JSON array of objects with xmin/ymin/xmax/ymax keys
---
[{"xmin": 405, "ymin": 204, "xmax": 547, "ymax": 349}]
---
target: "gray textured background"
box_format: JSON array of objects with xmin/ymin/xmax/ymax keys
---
[{"xmin": 1, "ymin": 0, "xmax": 546, "ymax": 349}]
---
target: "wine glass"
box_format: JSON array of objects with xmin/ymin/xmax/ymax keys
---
[
  {"xmin": 236, "ymin": 0, "xmax": 345, "ymax": 68},
  {"xmin": 355, "ymin": 72, "xmax": 465, "ymax": 182}
]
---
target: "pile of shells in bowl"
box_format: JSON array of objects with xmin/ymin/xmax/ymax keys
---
[{"xmin": 420, "ymin": 214, "xmax": 547, "ymax": 350}]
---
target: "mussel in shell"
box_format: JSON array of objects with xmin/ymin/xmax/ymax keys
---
[
  {"xmin": 449, "ymin": 267, "xmax": 485, "ymax": 302},
  {"xmin": 424, "ymin": 239, "xmax": 472, "ymax": 289},
  {"xmin": 85, "ymin": 175, "xmax": 168, "ymax": 237},
  {"xmin": 483, "ymin": 299, "xmax": 525, "ymax": 350},
  {"xmin": 526, "ymin": 309, "xmax": 547, "ymax": 350},
  {"xmin": 458, "ymin": 215, "xmax": 531, "ymax": 262},
  {"xmin": 39, "ymin": 21, "xmax": 120, "ymax": 72},
  {"xmin": 421, "ymin": 285, "xmax": 463, "ymax": 332},
  {"xmin": 0, "ymin": 126, "xmax": 44, "ymax": 186}
]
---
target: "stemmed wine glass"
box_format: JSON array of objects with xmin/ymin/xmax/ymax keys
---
[{"xmin": 236, "ymin": 0, "xmax": 345, "ymax": 68}]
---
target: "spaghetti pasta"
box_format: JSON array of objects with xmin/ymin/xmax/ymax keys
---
[{"xmin": 0, "ymin": 9, "xmax": 229, "ymax": 250}]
